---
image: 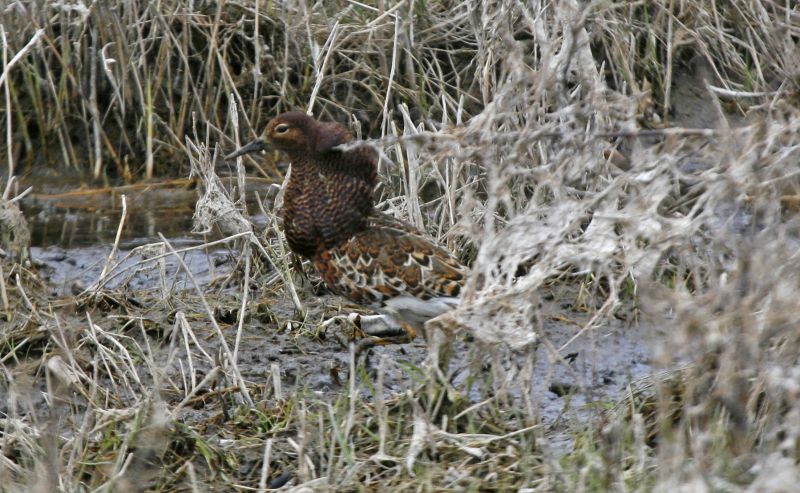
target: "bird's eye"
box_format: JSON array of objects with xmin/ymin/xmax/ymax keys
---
[{"xmin": 275, "ymin": 124, "xmax": 290, "ymax": 134}]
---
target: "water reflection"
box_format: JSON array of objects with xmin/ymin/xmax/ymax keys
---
[
  {"xmin": 21, "ymin": 177, "xmax": 275, "ymax": 248},
  {"xmin": 19, "ymin": 176, "xmax": 277, "ymax": 294}
]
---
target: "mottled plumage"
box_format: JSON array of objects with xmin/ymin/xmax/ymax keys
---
[
  {"xmin": 313, "ymin": 212, "xmax": 465, "ymax": 329},
  {"xmin": 228, "ymin": 111, "xmax": 466, "ymax": 337}
]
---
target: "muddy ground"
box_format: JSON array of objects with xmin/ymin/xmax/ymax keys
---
[{"xmin": 25, "ymin": 201, "xmax": 657, "ymax": 455}]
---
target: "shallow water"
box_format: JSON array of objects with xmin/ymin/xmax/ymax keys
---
[
  {"xmin": 20, "ymin": 173, "xmax": 274, "ymax": 249},
  {"xmin": 19, "ymin": 172, "xmax": 275, "ymax": 294}
]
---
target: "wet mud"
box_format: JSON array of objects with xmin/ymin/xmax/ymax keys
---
[
  {"xmin": 16, "ymin": 196, "xmax": 658, "ymax": 455},
  {"xmin": 19, "ymin": 209, "xmax": 658, "ymax": 452}
]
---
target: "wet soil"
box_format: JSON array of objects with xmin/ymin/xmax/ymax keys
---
[
  {"xmin": 10, "ymin": 183, "xmax": 660, "ymax": 459},
  {"xmin": 14, "ymin": 172, "xmax": 658, "ymax": 450},
  {"xmin": 19, "ymin": 246, "xmax": 658, "ymax": 455}
]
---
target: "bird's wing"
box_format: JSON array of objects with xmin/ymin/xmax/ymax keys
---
[
  {"xmin": 315, "ymin": 121, "xmax": 352, "ymax": 153},
  {"xmin": 312, "ymin": 212, "xmax": 466, "ymax": 307}
]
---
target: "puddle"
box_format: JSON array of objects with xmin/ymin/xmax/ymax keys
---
[
  {"xmin": 17, "ymin": 172, "xmax": 276, "ymax": 295},
  {"xmin": 32, "ymin": 240, "xmax": 234, "ymax": 296},
  {"xmin": 20, "ymin": 174, "xmax": 275, "ymax": 249}
]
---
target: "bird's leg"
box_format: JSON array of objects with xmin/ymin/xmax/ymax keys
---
[
  {"xmin": 334, "ymin": 313, "xmax": 417, "ymax": 356},
  {"xmin": 424, "ymin": 324, "xmax": 453, "ymax": 385},
  {"xmin": 320, "ymin": 313, "xmax": 362, "ymax": 337},
  {"xmin": 356, "ymin": 320, "xmax": 417, "ymax": 358}
]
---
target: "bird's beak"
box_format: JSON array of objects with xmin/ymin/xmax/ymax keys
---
[{"xmin": 226, "ymin": 138, "xmax": 267, "ymax": 160}]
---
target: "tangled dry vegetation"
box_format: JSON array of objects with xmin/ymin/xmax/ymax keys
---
[{"xmin": 2, "ymin": 0, "xmax": 800, "ymax": 491}]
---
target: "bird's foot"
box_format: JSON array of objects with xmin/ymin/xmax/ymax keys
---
[
  {"xmin": 324, "ymin": 313, "xmax": 417, "ymax": 355},
  {"xmin": 357, "ymin": 315, "xmax": 416, "ymax": 341}
]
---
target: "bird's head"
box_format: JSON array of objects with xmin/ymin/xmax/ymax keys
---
[{"xmin": 226, "ymin": 111, "xmax": 352, "ymax": 160}]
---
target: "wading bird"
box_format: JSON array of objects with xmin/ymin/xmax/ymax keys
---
[{"xmin": 227, "ymin": 111, "xmax": 466, "ymax": 346}]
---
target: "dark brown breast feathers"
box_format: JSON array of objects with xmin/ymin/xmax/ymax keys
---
[{"xmin": 282, "ymin": 144, "xmax": 378, "ymax": 258}]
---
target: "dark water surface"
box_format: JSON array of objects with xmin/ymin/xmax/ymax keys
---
[
  {"xmin": 18, "ymin": 172, "xmax": 275, "ymax": 294},
  {"xmin": 20, "ymin": 173, "xmax": 275, "ymax": 248}
]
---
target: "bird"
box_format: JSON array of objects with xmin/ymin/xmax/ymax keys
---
[{"xmin": 227, "ymin": 111, "xmax": 466, "ymax": 345}]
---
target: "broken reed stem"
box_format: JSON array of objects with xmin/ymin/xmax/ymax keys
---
[
  {"xmin": 2, "ymin": 28, "xmax": 45, "ymax": 199},
  {"xmin": 258, "ymin": 438, "xmax": 273, "ymax": 493},
  {"xmin": 380, "ymin": 15, "xmax": 401, "ymax": 137},
  {"xmin": 232, "ymin": 242, "xmax": 251, "ymax": 361},
  {"xmin": 145, "ymin": 79, "xmax": 154, "ymax": 179},
  {"xmin": 270, "ymin": 363, "xmax": 282, "ymax": 401},
  {"xmin": 90, "ymin": 27, "xmax": 103, "ymax": 179},
  {"xmin": 229, "ymin": 94, "xmax": 247, "ymax": 206},
  {"xmin": 2, "ymin": 28, "xmax": 11, "ymax": 200},
  {"xmin": 333, "ymin": 125, "xmax": 728, "ymax": 158},
  {"xmin": 169, "ymin": 366, "xmax": 221, "ymax": 418},
  {"xmin": 0, "ymin": 263, "xmax": 7, "ymax": 319},
  {"xmin": 306, "ymin": 22, "xmax": 340, "ymax": 114},
  {"xmin": 14, "ymin": 273, "xmax": 34, "ymax": 312},
  {"xmin": 96, "ymin": 194, "xmax": 128, "ymax": 285},
  {"xmin": 177, "ymin": 310, "xmax": 216, "ymax": 369},
  {"xmin": 374, "ymin": 354, "xmax": 389, "ymax": 459},
  {"xmin": 345, "ymin": 342, "xmax": 357, "ymax": 439}
]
